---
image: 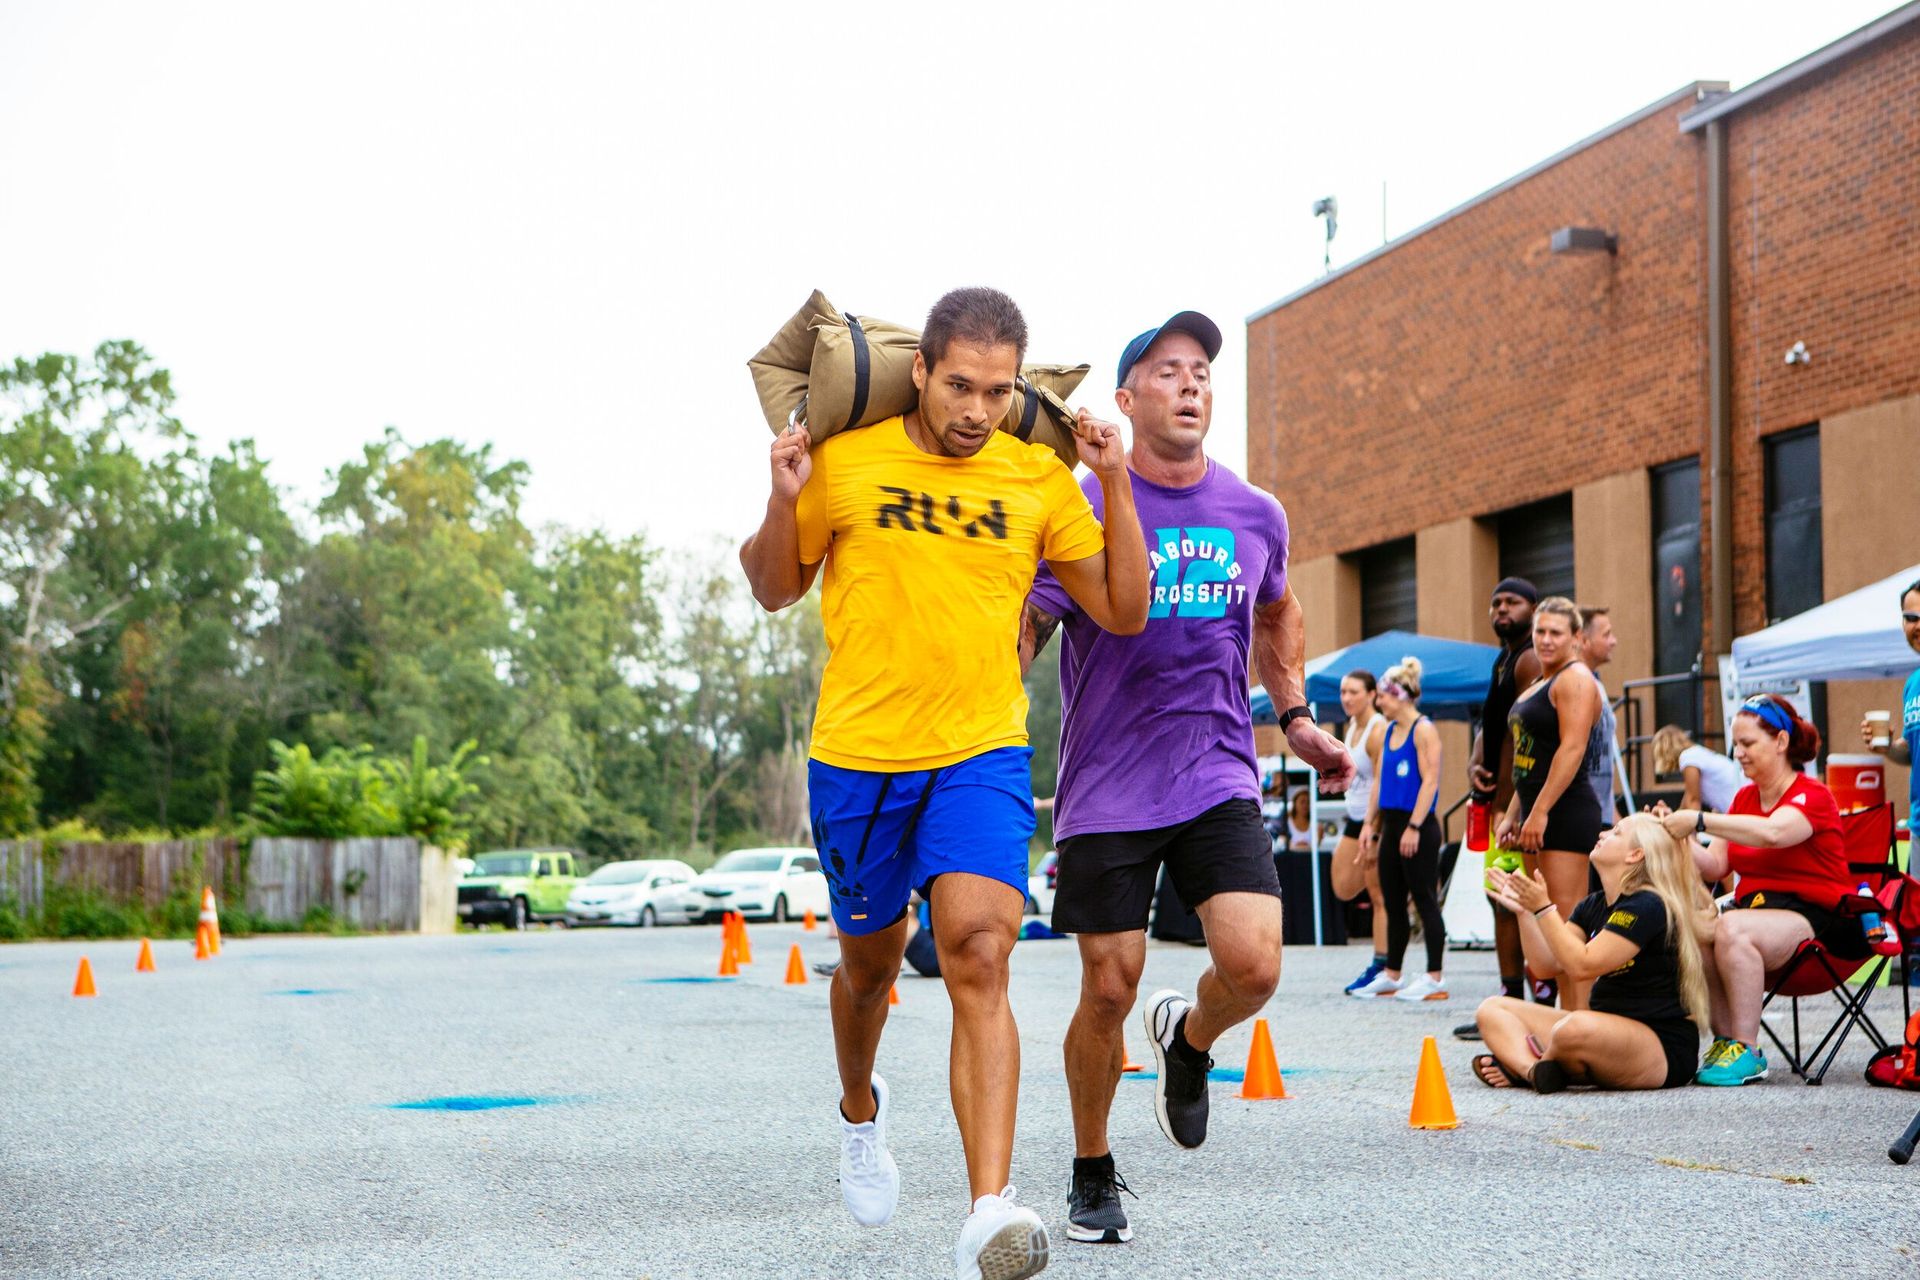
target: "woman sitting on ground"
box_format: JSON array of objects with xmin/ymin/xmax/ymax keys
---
[
  {"xmin": 1659, "ymin": 694, "xmax": 1859, "ymax": 1086},
  {"xmin": 1472, "ymin": 814, "xmax": 1716, "ymax": 1091}
]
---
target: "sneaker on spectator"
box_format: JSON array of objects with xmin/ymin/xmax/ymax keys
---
[
  {"xmin": 1394, "ymin": 974, "xmax": 1449, "ymax": 1002},
  {"xmin": 1696, "ymin": 1040, "xmax": 1768, "ymax": 1086},
  {"xmin": 1348, "ymin": 970, "xmax": 1402, "ymax": 998},
  {"xmin": 1343, "ymin": 958, "xmax": 1385, "ymax": 995}
]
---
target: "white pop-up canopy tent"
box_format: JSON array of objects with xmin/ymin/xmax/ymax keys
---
[{"xmin": 1731, "ymin": 563, "xmax": 1920, "ymax": 682}]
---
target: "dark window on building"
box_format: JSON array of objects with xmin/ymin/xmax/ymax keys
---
[
  {"xmin": 1496, "ymin": 494, "xmax": 1575, "ymax": 600},
  {"xmin": 1764, "ymin": 426, "xmax": 1822, "ymax": 625},
  {"xmin": 1764, "ymin": 424, "xmax": 1825, "ymax": 747},
  {"xmin": 1354, "ymin": 538, "xmax": 1417, "ymax": 637},
  {"xmin": 1651, "ymin": 459, "xmax": 1703, "ymax": 734}
]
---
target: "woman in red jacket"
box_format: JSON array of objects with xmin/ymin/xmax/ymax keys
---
[{"xmin": 1660, "ymin": 694, "xmax": 1857, "ymax": 1086}]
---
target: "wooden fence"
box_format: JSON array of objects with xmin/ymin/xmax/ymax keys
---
[
  {"xmin": 246, "ymin": 838, "xmax": 457, "ymax": 933},
  {"xmin": 0, "ymin": 837, "xmax": 457, "ymax": 933},
  {"xmin": 0, "ymin": 839, "xmax": 240, "ymax": 913}
]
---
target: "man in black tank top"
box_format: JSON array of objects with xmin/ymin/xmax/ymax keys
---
[{"xmin": 1459, "ymin": 578, "xmax": 1542, "ymax": 1038}]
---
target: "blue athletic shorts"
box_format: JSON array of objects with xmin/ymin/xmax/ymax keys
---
[{"xmin": 807, "ymin": 746, "xmax": 1036, "ymax": 936}]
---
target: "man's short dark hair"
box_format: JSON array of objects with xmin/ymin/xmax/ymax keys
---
[
  {"xmin": 1902, "ymin": 578, "xmax": 1920, "ymax": 606},
  {"xmin": 920, "ymin": 287, "xmax": 1027, "ymax": 372},
  {"xmin": 1579, "ymin": 604, "xmax": 1610, "ymax": 632}
]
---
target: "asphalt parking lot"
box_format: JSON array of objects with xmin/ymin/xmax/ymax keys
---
[{"xmin": 4, "ymin": 922, "xmax": 1918, "ymax": 1278}]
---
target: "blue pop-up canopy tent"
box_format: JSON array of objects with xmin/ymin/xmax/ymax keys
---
[{"xmin": 1252, "ymin": 629, "xmax": 1503, "ymax": 724}]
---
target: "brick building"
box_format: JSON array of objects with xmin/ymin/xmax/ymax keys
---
[{"xmin": 1247, "ymin": 4, "xmax": 1920, "ymax": 814}]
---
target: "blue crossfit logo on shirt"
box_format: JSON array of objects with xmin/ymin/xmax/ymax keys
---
[{"xmin": 1149, "ymin": 527, "xmax": 1245, "ymax": 619}]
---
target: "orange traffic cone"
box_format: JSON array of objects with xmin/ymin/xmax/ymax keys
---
[
  {"xmin": 1238, "ymin": 1018, "xmax": 1288, "ymax": 1099},
  {"xmin": 73, "ymin": 956, "xmax": 97, "ymax": 997},
  {"xmin": 1121, "ymin": 1034, "xmax": 1143, "ymax": 1073},
  {"xmin": 135, "ymin": 938, "xmax": 156, "ymax": 972},
  {"xmin": 784, "ymin": 944, "xmax": 808, "ymax": 985},
  {"xmin": 889, "ymin": 983, "xmax": 901, "ymax": 1005},
  {"xmin": 803, "ymin": 909, "xmax": 817, "ymax": 932},
  {"xmin": 718, "ymin": 929, "xmax": 740, "ymax": 976},
  {"xmin": 1409, "ymin": 1035, "xmax": 1459, "ymax": 1130},
  {"xmin": 195, "ymin": 922, "xmax": 212, "ymax": 961},
  {"xmin": 735, "ymin": 916, "xmax": 753, "ymax": 965},
  {"xmin": 199, "ymin": 887, "xmax": 222, "ymax": 956}
]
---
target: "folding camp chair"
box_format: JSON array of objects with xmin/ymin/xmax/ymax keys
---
[{"xmin": 1758, "ymin": 803, "xmax": 1917, "ymax": 1085}]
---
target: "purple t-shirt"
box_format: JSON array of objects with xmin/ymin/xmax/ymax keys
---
[{"xmin": 1028, "ymin": 461, "xmax": 1290, "ymax": 839}]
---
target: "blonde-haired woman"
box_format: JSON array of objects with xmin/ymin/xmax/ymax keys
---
[
  {"xmin": 1499, "ymin": 596, "xmax": 1603, "ymax": 1009},
  {"xmin": 1651, "ymin": 724, "xmax": 1745, "ymax": 814},
  {"xmin": 1349, "ymin": 657, "xmax": 1447, "ymax": 1001},
  {"xmin": 1472, "ymin": 815, "xmax": 1714, "ymax": 1091}
]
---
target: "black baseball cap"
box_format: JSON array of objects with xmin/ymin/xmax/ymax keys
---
[{"xmin": 1116, "ymin": 311, "xmax": 1223, "ymax": 387}]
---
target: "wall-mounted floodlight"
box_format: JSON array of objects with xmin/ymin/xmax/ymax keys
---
[
  {"xmin": 1550, "ymin": 226, "xmax": 1618, "ymax": 255},
  {"xmin": 1312, "ymin": 196, "xmax": 1338, "ymax": 273}
]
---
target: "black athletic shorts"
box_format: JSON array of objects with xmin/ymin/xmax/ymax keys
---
[
  {"xmin": 1646, "ymin": 1017, "xmax": 1700, "ymax": 1089},
  {"xmin": 1342, "ymin": 817, "xmax": 1365, "ymax": 840},
  {"xmin": 1728, "ymin": 889, "xmax": 1868, "ymax": 961},
  {"xmin": 1052, "ymin": 797, "xmax": 1280, "ymax": 934}
]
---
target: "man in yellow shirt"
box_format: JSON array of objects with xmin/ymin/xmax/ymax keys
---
[{"xmin": 741, "ymin": 286, "xmax": 1147, "ymax": 1280}]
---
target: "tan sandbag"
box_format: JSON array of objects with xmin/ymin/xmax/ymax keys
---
[{"xmin": 748, "ymin": 290, "xmax": 1089, "ymax": 468}]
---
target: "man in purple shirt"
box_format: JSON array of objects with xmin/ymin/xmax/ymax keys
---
[{"xmin": 1021, "ymin": 311, "xmax": 1354, "ymax": 1247}]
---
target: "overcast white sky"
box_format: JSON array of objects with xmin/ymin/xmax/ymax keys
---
[{"xmin": 0, "ymin": 1, "xmax": 1899, "ymax": 550}]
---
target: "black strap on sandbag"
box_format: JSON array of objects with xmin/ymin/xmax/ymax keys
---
[
  {"xmin": 843, "ymin": 314, "xmax": 872, "ymax": 431},
  {"xmin": 1015, "ymin": 376, "xmax": 1039, "ymax": 442}
]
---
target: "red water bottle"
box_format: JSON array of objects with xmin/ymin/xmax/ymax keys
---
[{"xmin": 1466, "ymin": 791, "xmax": 1492, "ymax": 854}]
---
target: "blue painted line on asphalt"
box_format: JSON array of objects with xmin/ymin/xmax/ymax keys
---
[
  {"xmin": 387, "ymin": 1095, "xmax": 579, "ymax": 1112},
  {"xmin": 1125, "ymin": 1067, "xmax": 1329, "ymax": 1082},
  {"xmin": 632, "ymin": 976, "xmax": 739, "ymax": 985},
  {"xmin": 268, "ymin": 988, "xmax": 347, "ymax": 996}
]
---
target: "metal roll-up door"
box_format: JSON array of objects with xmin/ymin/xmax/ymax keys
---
[{"xmin": 1497, "ymin": 495, "xmax": 1575, "ymax": 600}]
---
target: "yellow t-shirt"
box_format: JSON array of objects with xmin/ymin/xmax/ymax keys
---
[{"xmin": 795, "ymin": 416, "xmax": 1105, "ymax": 771}]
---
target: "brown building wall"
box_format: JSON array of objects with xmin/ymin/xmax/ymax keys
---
[
  {"xmin": 1248, "ymin": 86, "xmax": 1712, "ymax": 565},
  {"xmin": 1820, "ymin": 393, "xmax": 1920, "ymax": 814},
  {"xmin": 1249, "ymin": 25, "xmax": 1920, "ymax": 816},
  {"xmin": 1722, "ymin": 21, "xmax": 1920, "ymax": 639}
]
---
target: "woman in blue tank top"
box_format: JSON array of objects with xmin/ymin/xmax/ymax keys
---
[{"xmin": 1349, "ymin": 657, "xmax": 1448, "ymax": 1001}]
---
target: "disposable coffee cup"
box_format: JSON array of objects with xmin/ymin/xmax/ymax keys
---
[{"xmin": 1867, "ymin": 710, "xmax": 1892, "ymax": 749}]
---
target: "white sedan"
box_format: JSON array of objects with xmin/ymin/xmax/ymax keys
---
[
  {"xmin": 667, "ymin": 847, "xmax": 831, "ymax": 925},
  {"xmin": 565, "ymin": 859, "xmax": 698, "ymax": 927}
]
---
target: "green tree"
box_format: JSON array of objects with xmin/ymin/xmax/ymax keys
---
[
  {"xmin": 659, "ymin": 554, "xmax": 757, "ymax": 849},
  {"xmin": 0, "ymin": 343, "xmax": 296, "ymax": 833},
  {"xmin": 248, "ymin": 740, "xmax": 394, "ymax": 838}
]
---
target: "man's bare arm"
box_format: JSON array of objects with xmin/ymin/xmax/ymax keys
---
[
  {"xmin": 1251, "ymin": 589, "xmax": 1307, "ymax": 710},
  {"xmin": 740, "ymin": 426, "xmax": 821, "ymax": 612},
  {"xmin": 1018, "ymin": 603, "xmax": 1061, "ymax": 677}
]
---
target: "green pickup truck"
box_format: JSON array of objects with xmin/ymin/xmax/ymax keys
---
[{"xmin": 457, "ymin": 850, "xmax": 581, "ymax": 929}]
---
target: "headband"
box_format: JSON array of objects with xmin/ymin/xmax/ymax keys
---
[
  {"xmin": 1739, "ymin": 695, "xmax": 1794, "ymax": 735},
  {"xmin": 1379, "ymin": 678, "xmax": 1411, "ymax": 701},
  {"xmin": 1491, "ymin": 577, "xmax": 1538, "ymax": 605}
]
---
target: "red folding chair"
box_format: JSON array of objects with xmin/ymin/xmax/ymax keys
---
[{"xmin": 1758, "ymin": 803, "xmax": 1916, "ymax": 1085}]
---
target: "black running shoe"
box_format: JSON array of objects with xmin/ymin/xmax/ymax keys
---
[
  {"xmin": 1143, "ymin": 989, "xmax": 1210, "ymax": 1149},
  {"xmin": 1066, "ymin": 1161, "xmax": 1135, "ymax": 1244},
  {"xmin": 1452, "ymin": 1022, "xmax": 1482, "ymax": 1042}
]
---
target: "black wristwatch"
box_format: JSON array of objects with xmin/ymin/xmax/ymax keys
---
[
  {"xmin": 1695, "ymin": 812, "xmax": 1708, "ymax": 836},
  {"xmin": 1278, "ymin": 705, "xmax": 1314, "ymax": 731}
]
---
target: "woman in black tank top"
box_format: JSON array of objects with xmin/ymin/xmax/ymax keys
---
[{"xmin": 1498, "ymin": 597, "xmax": 1605, "ymax": 1011}]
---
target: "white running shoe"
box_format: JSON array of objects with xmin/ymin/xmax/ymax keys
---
[
  {"xmin": 1348, "ymin": 970, "xmax": 1402, "ymax": 998},
  {"xmin": 955, "ymin": 1184, "xmax": 1050, "ymax": 1280},
  {"xmin": 1394, "ymin": 974, "xmax": 1450, "ymax": 1002},
  {"xmin": 839, "ymin": 1073, "xmax": 900, "ymax": 1227}
]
